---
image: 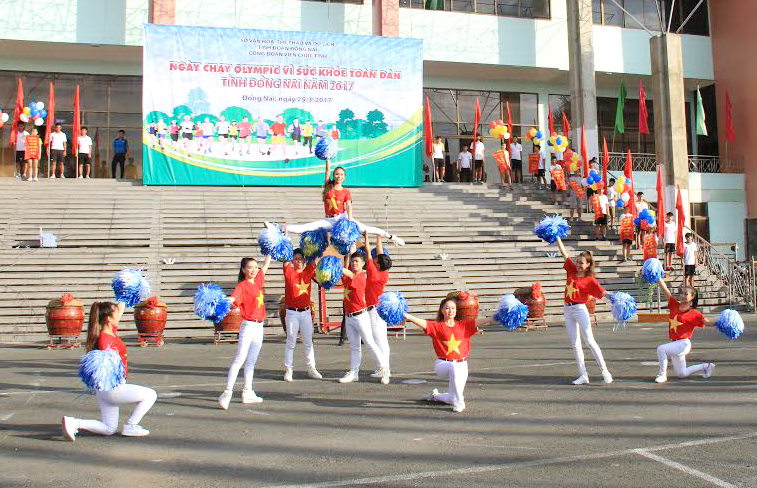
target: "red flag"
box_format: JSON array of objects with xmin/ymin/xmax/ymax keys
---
[
  {"xmin": 72, "ymin": 85, "xmax": 81, "ymax": 154},
  {"xmin": 45, "ymin": 82, "xmax": 55, "ymax": 148},
  {"xmin": 675, "ymin": 185, "xmax": 685, "ymax": 257},
  {"xmin": 602, "ymin": 137, "xmax": 609, "ymax": 188},
  {"xmin": 638, "ymin": 81, "xmax": 650, "ymax": 135},
  {"xmin": 562, "ymin": 110, "xmax": 570, "ymax": 135},
  {"xmin": 726, "ymin": 90, "xmax": 736, "ymax": 142},
  {"xmin": 625, "ymin": 150, "xmax": 637, "ymax": 216},
  {"xmin": 581, "ymin": 124, "xmax": 589, "ymax": 178},
  {"xmin": 472, "ymin": 97, "xmax": 481, "ymax": 145},
  {"xmin": 656, "ymin": 166, "xmax": 665, "ymax": 239},
  {"xmin": 506, "ymin": 100, "xmax": 513, "ymax": 142},
  {"xmin": 548, "ymin": 104, "xmax": 555, "ymax": 135},
  {"xmin": 423, "ymin": 96, "xmax": 433, "ymax": 157},
  {"xmin": 9, "ymin": 79, "xmax": 24, "ymax": 147}
]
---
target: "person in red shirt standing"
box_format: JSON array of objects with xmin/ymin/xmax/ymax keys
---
[
  {"xmin": 62, "ymin": 301, "xmax": 157, "ymax": 440},
  {"xmin": 284, "ymin": 159, "xmax": 405, "ymax": 246},
  {"xmin": 653, "ymin": 278, "xmax": 715, "ymax": 383},
  {"xmin": 364, "ymin": 232, "xmax": 393, "ymax": 379},
  {"xmin": 555, "ymin": 236, "xmax": 614, "ymax": 385},
  {"xmin": 282, "ymin": 248, "xmax": 322, "ymax": 382},
  {"xmin": 219, "ymin": 254, "xmax": 272, "ymax": 410},
  {"xmin": 338, "ymin": 252, "xmax": 390, "ymax": 384},
  {"xmin": 404, "ymin": 298, "xmax": 494, "ymax": 413}
]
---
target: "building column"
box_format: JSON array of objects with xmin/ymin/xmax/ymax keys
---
[
  {"xmin": 149, "ymin": 0, "xmax": 176, "ymax": 24},
  {"xmin": 566, "ymin": 0, "xmax": 599, "ymax": 159},
  {"xmin": 373, "ymin": 0, "xmax": 399, "ymax": 37}
]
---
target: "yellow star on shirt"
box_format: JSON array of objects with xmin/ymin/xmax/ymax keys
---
[
  {"xmin": 256, "ymin": 292, "xmax": 265, "ymax": 308},
  {"xmin": 443, "ymin": 333, "xmax": 462, "ymax": 355},
  {"xmin": 295, "ymin": 279, "xmax": 310, "ymax": 296},
  {"xmin": 668, "ymin": 315, "xmax": 682, "ymax": 333},
  {"xmin": 326, "ymin": 196, "xmax": 339, "ymax": 212},
  {"xmin": 565, "ymin": 281, "xmax": 578, "ymax": 300}
]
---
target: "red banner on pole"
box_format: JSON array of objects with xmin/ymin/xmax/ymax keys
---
[
  {"xmin": 548, "ymin": 104, "xmax": 555, "ymax": 135},
  {"xmin": 675, "ymin": 185, "xmax": 685, "ymax": 257},
  {"xmin": 638, "ymin": 81, "xmax": 650, "ymax": 135},
  {"xmin": 562, "ymin": 110, "xmax": 570, "ymax": 136},
  {"xmin": 602, "ymin": 137, "xmax": 609, "ymax": 188},
  {"xmin": 423, "ymin": 96, "xmax": 433, "ymax": 157},
  {"xmin": 472, "ymin": 97, "xmax": 481, "ymax": 144},
  {"xmin": 45, "ymin": 82, "xmax": 55, "ymax": 148},
  {"xmin": 625, "ymin": 150, "xmax": 636, "ymax": 216},
  {"xmin": 656, "ymin": 165, "xmax": 665, "ymax": 239},
  {"xmin": 72, "ymin": 85, "xmax": 81, "ymax": 154},
  {"xmin": 9, "ymin": 79, "xmax": 24, "ymax": 147}
]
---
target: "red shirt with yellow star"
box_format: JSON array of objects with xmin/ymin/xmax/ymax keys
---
[
  {"xmin": 667, "ymin": 297, "xmax": 705, "ymax": 340},
  {"xmin": 425, "ymin": 319, "xmax": 478, "ymax": 361},
  {"xmin": 324, "ymin": 187, "xmax": 352, "ymax": 217},
  {"xmin": 563, "ymin": 258, "xmax": 605, "ymax": 304},
  {"xmin": 98, "ymin": 332, "xmax": 128, "ymax": 376},
  {"xmin": 283, "ymin": 262, "xmax": 315, "ymax": 309},
  {"xmin": 365, "ymin": 258, "xmax": 389, "ymax": 307},
  {"xmin": 342, "ymin": 270, "xmax": 367, "ymax": 314},
  {"xmin": 231, "ymin": 272, "xmax": 266, "ymax": 321}
]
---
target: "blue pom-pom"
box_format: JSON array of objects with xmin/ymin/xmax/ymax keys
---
[
  {"xmin": 714, "ymin": 309, "xmax": 744, "ymax": 340},
  {"xmin": 194, "ymin": 282, "xmax": 233, "ymax": 322},
  {"xmin": 258, "ymin": 223, "xmax": 294, "ymax": 262},
  {"xmin": 609, "ymin": 291, "xmax": 637, "ymax": 328},
  {"xmin": 330, "ymin": 217, "xmax": 361, "ymax": 252},
  {"xmin": 493, "ymin": 294, "xmax": 529, "ymax": 331},
  {"xmin": 642, "ymin": 258, "xmax": 664, "ymax": 284},
  {"xmin": 315, "ymin": 255, "xmax": 343, "ymax": 290},
  {"xmin": 356, "ymin": 246, "xmax": 390, "ymax": 259},
  {"xmin": 78, "ymin": 349, "xmax": 126, "ymax": 392},
  {"xmin": 300, "ymin": 229, "xmax": 329, "ymax": 262},
  {"xmin": 534, "ymin": 214, "xmax": 571, "ymax": 244},
  {"xmin": 112, "ymin": 268, "xmax": 150, "ymax": 308},
  {"xmin": 315, "ymin": 135, "xmax": 338, "ymax": 160},
  {"xmin": 377, "ymin": 291, "xmax": 409, "ymax": 325},
  {"xmin": 332, "ymin": 241, "xmax": 353, "ymax": 256}
]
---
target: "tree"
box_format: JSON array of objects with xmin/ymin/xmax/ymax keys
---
[
  {"xmin": 221, "ymin": 106, "xmax": 251, "ymax": 122},
  {"xmin": 364, "ymin": 109, "xmax": 388, "ymax": 138},
  {"xmin": 282, "ymin": 107, "xmax": 315, "ymax": 125},
  {"xmin": 145, "ymin": 110, "xmax": 170, "ymax": 124},
  {"xmin": 193, "ymin": 113, "xmax": 219, "ymax": 124},
  {"xmin": 187, "ymin": 87, "xmax": 210, "ymax": 115},
  {"xmin": 172, "ymin": 104, "xmax": 193, "ymax": 120}
]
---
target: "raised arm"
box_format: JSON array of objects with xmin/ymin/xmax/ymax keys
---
[
  {"xmin": 475, "ymin": 316, "xmax": 495, "ymax": 327},
  {"xmin": 324, "ymin": 159, "xmax": 331, "ymax": 185},
  {"xmin": 364, "ymin": 231, "xmax": 372, "ymax": 256},
  {"xmin": 657, "ymin": 277, "xmax": 672, "ymax": 300},
  {"xmin": 556, "ymin": 236, "xmax": 569, "ymax": 260},
  {"xmin": 260, "ymin": 255, "xmax": 272, "ymax": 275},
  {"xmin": 376, "ymin": 234, "xmax": 384, "ymax": 256},
  {"xmin": 345, "ymin": 199, "xmax": 353, "ymax": 220},
  {"xmin": 341, "ymin": 267, "xmax": 354, "ymax": 279},
  {"xmin": 115, "ymin": 301, "xmax": 126, "ymax": 320},
  {"xmin": 403, "ymin": 312, "xmax": 428, "ymax": 331}
]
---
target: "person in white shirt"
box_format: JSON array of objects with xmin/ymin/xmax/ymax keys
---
[
  {"xmin": 457, "ymin": 145, "xmax": 473, "ymax": 183},
  {"xmin": 683, "ymin": 232, "xmax": 698, "ymax": 287},
  {"xmin": 77, "ymin": 126, "xmax": 94, "ymax": 179},
  {"xmin": 14, "ymin": 122, "xmax": 29, "ymax": 179},
  {"xmin": 607, "ymin": 178, "xmax": 618, "ymax": 228},
  {"xmin": 179, "ymin": 115, "xmax": 195, "ymax": 150},
  {"xmin": 215, "ymin": 115, "xmax": 231, "ymax": 156},
  {"xmin": 431, "ymin": 136, "xmax": 446, "ymax": 182},
  {"xmin": 536, "ymin": 145, "xmax": 548, "ymax": 188},
  {"xmin": 472, "ymin": 136, "xmax": 485, "ymax": 184},
  {"xmin": 635, "ymin": 192, "xmax": 649, "ymax": 248},
  {"xmin": 593, "ymin": 188, "xmax": 609, "ymax": 239},
  {"xmin": 200, "ymin": 117, "xmax": 215, "ymax": 154},
  {"xmin": 509, "ymin": 137, "xmax": 523, "ymax": 184},
  {"xmin": 49, "ymin": 123, "xmax": 68, "ymax": 179},
  {"xmin": 663, "ymin": 212, "xmax": 677, "ymax": 271}
]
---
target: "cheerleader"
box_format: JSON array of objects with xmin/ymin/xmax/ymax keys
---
[
  {"xmin": 364, "ymin": 232, "xmax": 393, "ymax": 379},
  {"xmin": 62, "ymin": 301, "xmax": 157, "ymax": 440},
  {"xmin": 555, "ymin": 237, "xmax": 614, "ymax": 385},
  {"xmin": 283, "ymin": 159, "xmax": 405, "ymax": 246},
  {"xmin": 218, "ymin": 254, "xmax": 272, "ymax": 409},
  {"xmin": 403, "ymin": 298, "xmax": 494, "ymax": 413},
  {"xmin": 653, "ymin": 278, "xmax": 715, "ymax": 383}
]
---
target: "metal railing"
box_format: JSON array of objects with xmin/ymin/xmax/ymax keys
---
[
  {"xmin": 606, "ymin": 153, "xmax": 740, "ymax": 174},
  {"xmin": 687, "ymin": 230, "xmax": 753, "ymax": 310}
]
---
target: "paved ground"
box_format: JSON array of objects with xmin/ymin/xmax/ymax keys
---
[{"xmin": 1, "ymin": 321, "xmax": 756, "ymax": 488}]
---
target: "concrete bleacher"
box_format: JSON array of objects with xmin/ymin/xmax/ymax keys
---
[{"xmin": 0, "ymin": 178, "xmax": 732, "ymax": 343}]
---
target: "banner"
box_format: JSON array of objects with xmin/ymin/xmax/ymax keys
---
[{"xmin": 142, "ymin": 24, "xmax": 423, "ymax": 186}]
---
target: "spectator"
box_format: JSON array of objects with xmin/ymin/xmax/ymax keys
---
[
  {"xmin": 23, "ymin": 126, "xmax": 41, "ymax": 182},
  {"xmin": 567, "ymin": 171, "xmax": 584, "ymax": 221},
  {"xmin": 457, "ymin": 145, "xmax": 473, "ymax": 183},
  {"xmin": 77, "ymin": 126, "xmax": 93, "ymax": 179},
  {"xmin": 431, "ymin": 136, "xmax": 445, "ymax": 182},
  {"xmin": 472, "ymin": 136, "xmax": 485, "ymax": 184},
  {"xmin": 549, "ymin": 155, "xmax": 566, "ymax": 204},
  {"xmin": 111, "ymin": 130, "xmax": 129, "ymax": 179},
  {"xmin": 635, "ymin": 191, "xmax": 649, "ymax": 248},
  {"xmin": 607, "ymin": 178, "xmax": 618, "ymax": 228},
  {"xmin": 536, "ymin": 145, "xmax": 547, "ymax": 188},
  {"xmin": 663, "ymin": 212, "xmax": 677, "ymax": 271},
  {"xmin": 683, "ymin": 233, "xmax": 698, "ymax": 288},
  {"xmin": 618, "ymin": 211, "xmax": 635, "ymax": 262},
  {"xmin": 509, "ymin": 136, "xmax": 523, "ymax": 183},
  {"xmin": 643, "ymin": 224, "xmax": 659, "ymax": 261},
  {"xmin": 14, "ymin": 122, "xmax": 28, "ymax": 179},
  {"xmin": 50, "ymin": 123, "xmax": 68, "ymax": 179},
  {"xmin": 592, "ymin": 187, "xmax": 609, "ymax": 239}
]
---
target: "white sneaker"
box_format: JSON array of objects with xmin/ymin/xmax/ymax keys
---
[
  {"xmin": 703, "ymin": 363, "xmax": 716, "ymax": 379},
  {"xmin": 601, "ymin": 370, "xmax": 613, "ymax": 384},
  {"xmin": 654, "ymin": 374, "xmax": 668, "ymax": 383},
  {"xmin": 50, "ymin": 175, "xmax": 56, "ymax": 179},
  {"xmin": 379, "ymin": 367, "xmax": 391, "ymax": 385},
  {"xmin": 77, "ymin": 175, "xmax": 83, "ymax": 179},
  {"xmin": 452, "ymin": 400, "xmax": 466, "ymax": 413},
  {"xmin": 369, "ymin": 369, "xmax": 382, "ymax": 378},
  {"xmin": 572, "ymin": 375, "xmax": 590, "ymax": 385},
  {"xmin": 338, "ymin": 370, "xmax": 359, "ymax": 383},
  {"xmin": 122, "ymin": 424, "xmax": 150, "ymax": 437},
  {"xmin": 389, "ymin": 234, "xmax": 406, "ymax": 246},
  {"xmin": 423, "ymin": 388, "xmax": 439, "ymax": 401},
  {"xmin": 241, "ymin": 389, "xmax": 263, "ymax": 404},
  {"xmin": 33, "ymin": 177, "xmax": 38, "ymax": 182},
  {"xmin": 86, "ymin": 175, "xmax": 91, "ymax": 179},
  {"xmin": 218, "ymin": 389, "xmax": 232, "ymax": 410},
  {"xmin": 307, "ymin": 366, "xmax": 323, "ymax": 380},
  {"xmin": 283, "ymin": 367, "xmax": 293, "ymax": 382},
  {"xmin": 60, "ymin": 174, "xmax": 65, "ymax": 179},
  {"xmin": 62, "ymin": 416, "xmax": 78, "ymax": 441}
]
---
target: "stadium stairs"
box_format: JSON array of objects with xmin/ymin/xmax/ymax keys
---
[{"xmin": 0, "ymin": 178, "xmax": 733, "ymax": 343}]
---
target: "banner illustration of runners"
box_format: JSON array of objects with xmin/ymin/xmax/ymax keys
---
[{"xmin": 142, "ymin": 24, "xmax": 423, "ymax": 186}]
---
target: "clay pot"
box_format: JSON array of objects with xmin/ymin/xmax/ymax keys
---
[
  {"xmin": 446, "ymin": 290, "xmax": 480, "ymax": 321},
  {"xmin": 46, "ymin": 296, "xmax": 84, "ymax": 336},
  {"xmin": 134, "ymin": 299, "xmax": 167, "ymax": 335},
  {"xmin": 514, "ymin": 287, "xmax": 546, "ymax": 319},
  {"xmin": 215, "ymin": 306, "xmax": 243, "ymax": 333}
]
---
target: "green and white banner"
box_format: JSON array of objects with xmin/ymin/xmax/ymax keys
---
[{"xmin": 142, "ymin": 24, "xmax": 423, "ymax": 186}]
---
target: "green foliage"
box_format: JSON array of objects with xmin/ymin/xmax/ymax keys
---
[
  {"xmin": 336, "ymin": 108, "xmax": 388, "ymax": 139},
  {"xmin": 193, "ymin": 113, "xmax": 219, "ymax": 124},
  {"xmin": 221, "ymin": 106, "xmax": 251, "ymax": 122},
  {"xmin": 364, "ymin": 109, "xmax": 388, "ymax": 138},
  {"xmin": 145, "ymin": 111, "xmax": 170, "ymax": 124},
  {"xmin": 172, "ymin": 105, "xmax": 193, "ymax": 120},
  {"xmin": 282, "ymin": 107, "xmax": 314, "ymax": 125},
  {"xmin": 187, "ymin": 87, "xmax": 210, "ymax": 114}
]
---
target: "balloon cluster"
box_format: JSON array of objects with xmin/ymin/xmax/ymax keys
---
[
  {"xmin": 613, "ymin": 176, "xmax": 634, "ymax": 208},
  {"xmin": 20, "ymin": 101, "xmax": 47, "ymax": 127},
  {"xmin": 546, "ymin": 133, "xmax": 569, "ymax": 154},
  {"xmin": 634, "ymin": 208, "xmax": 656, "ymax": 228},
  {"xmin": 0, "ymin": 109, "xmax": 9, "ymax": 129},
  {"xmin": 563, "ymin": 148, "xmax": 583, "ymax": 173},
  {"xmin": 528, "ymin": 128, "xmax": 545, "ymax": 146},
  {"xmin": 584, "ymin": 170, "xmax": 605, "ymax": 191},
  {"xmin": 488, "ymin": 119, "xmax": 510, "ymax": 140}
]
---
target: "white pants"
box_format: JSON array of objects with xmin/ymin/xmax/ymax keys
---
[
  {"xmin": 78, "ymin": 383, "xmax": 157, "ymax": 435},
  {"xmin": 656, "ymin": 339, "xmax": 708, "ymax": 378},
  {"xmin": 345, "ymin": 312, "xmax": 387, "ymax": 372},
  {"xmin": 564, "ymin": 304, "xmax": 609, "ymax": 377},
  {"xmin": 433, "ymin": 359, "xmax": 468, "ymax": 405},
  {"xmin": 286, "ymin": 213, "xmax": 391, "ymax": 238},
  {"xmin": 284, "ymin": 309, "xmax": 315, "ymax": 369},
  {"xmin": 225, "ymin": 320, "xmax": 264, "ymax": 391},
  {"xmin": 368, "ymin": 307, "xmax": 391, "ymax": 369}
]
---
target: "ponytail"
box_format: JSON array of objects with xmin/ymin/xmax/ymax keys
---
[{"xmin": 86, "ymin": 301, "xmax": 119, "ymax": 351}]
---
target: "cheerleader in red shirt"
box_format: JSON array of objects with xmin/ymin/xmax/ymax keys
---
[
  {"xmin": 218, "ymin": 254, "xmax": 272, "ymax": 410},
  {"xmin": 653, "ymin": 278, "xmax": 715, "ymax": 383},
  {"xmin": 282, "ymin": 248, "xmax": 322, "ymax": 382},
  {"xmin": 555, "ymin": 237, "xmax": 614, "ymax": 385},
  {"xmin": 62, "ymin": 301, "xmax": 157, "ymax": 440},
  {"xmin": 364, "ymin": 232, "xmax": 393, "ymax": 378},
  {"xmin": 338, "ymin": 252, "xmax": 391, "ymax": 384},
  {"xmin": 284, "ymin": 159, "xmax": 405, "ymax": 246},
  {"xmin": 404, "ymin": 298, "xmax": 494, "ymax": 413}
]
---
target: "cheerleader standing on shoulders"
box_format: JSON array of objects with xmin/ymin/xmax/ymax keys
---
[
  {"xmin": 364, "ymin": 232, "xmax": 393, "ymax": 379},
  {"xmin": 62, "ymin": 301, "xmax": 157, "ymax": 440},
  {"xmin": 338, "ymin": 251, "xmax": 391, "ymax": 384},
  {"xmin": 653, "ymin": 278, "xmax": 715, "ymax": 383},
  {"xmin": 219, "ymin": 255, "xmax": 272, "ymax": 409},
  {"xmin": 404, "ymin": 299, "xmax": 494, "ymax": 413},
  {"xmin": 555, "ymin": 237, "xmax": 614, "ymax": 385}
]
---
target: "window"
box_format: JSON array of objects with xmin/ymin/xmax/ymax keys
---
[
  {"xmin": 690, "ymin": 202, "xmax": 709, "ymax": 241},
  {"xmin": 401, "ymin": 0, "xmax": 550, "ymax": 19},
  {"xmin": 592, "ymin": 0, "xmax": 709, "ymax": 35}
]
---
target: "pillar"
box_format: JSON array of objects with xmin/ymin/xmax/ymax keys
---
[
  {"xmin": 566, "ymin": 0, "xmax": 599, "ymax": 158},
  {"xmin": 373, "ymin": 0, "xmax": 399, "ymax": 37},
  {"xmin": 149, "ymin": 0, "xmax": 175, "ymax": 24}
]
